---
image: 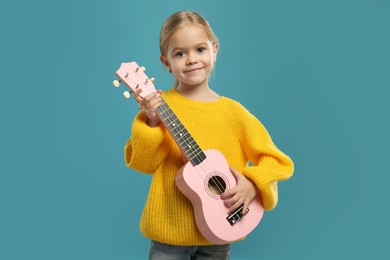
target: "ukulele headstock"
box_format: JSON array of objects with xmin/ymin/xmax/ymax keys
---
[{"xmin": 113, "ymin": 61, "xmax": 156, "ymax": 99}]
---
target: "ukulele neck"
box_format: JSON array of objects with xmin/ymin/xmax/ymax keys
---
[{"xmin": 156, "ymin": 98, "xmax": 206, "ymax": 166}]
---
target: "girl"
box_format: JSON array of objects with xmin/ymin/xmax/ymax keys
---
[{"xmin": 125, "ymin": 11, "xmax": 294, "ymax": 260}]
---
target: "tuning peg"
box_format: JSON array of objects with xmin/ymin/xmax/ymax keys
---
[
  {"xmin": 136, "ymin": 66, "xmax": 146, "ymax": 73},
  {"xmin": 113, "ymin": 80, "xmax": 121, "ymax": 87},
  {"xmin": 123, "ymin": 91, "xmax": 131, "ymax": 99},
  {"xmin": 145, "ymin": 77, "xmax": 156, "ymax": 85}
]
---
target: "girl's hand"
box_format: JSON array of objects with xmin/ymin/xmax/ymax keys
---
[
  {"xmin": 133, "ymin": 88, "xmax": 163, "ymax": 127},
  {"xmin": 220, "ymin": 166, "xmax": 258, "ymax": 214}
]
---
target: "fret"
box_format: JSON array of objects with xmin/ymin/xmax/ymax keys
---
[
  {"xmin": 184, "ymin": 142, "xmax": 201, "ymax": 156},
  {"xmin": 156, "ymin": 98, "xmax": 206, "ymax": 166},
  {"xmin": 173, "ymin": 129, "xmax": 190, "ymax": 143}
]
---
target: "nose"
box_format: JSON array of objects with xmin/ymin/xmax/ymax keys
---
[{"xmin": 186, "ymin": 52, "xmax": 198, "ymax": 65}]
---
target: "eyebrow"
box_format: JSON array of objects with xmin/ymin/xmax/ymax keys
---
[{"xmin": 171, "ymin": 42, "xmax": 209, "ymax": 52}]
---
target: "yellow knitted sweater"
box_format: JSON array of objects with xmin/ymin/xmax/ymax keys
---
[{"xmin": 124, "ymin": 88, "xmax": 294, "ymax": 246}]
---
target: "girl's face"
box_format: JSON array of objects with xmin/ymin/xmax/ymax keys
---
[{"xmin": 161, "ymin": 24, "xmax": 218, "ymax": 89}]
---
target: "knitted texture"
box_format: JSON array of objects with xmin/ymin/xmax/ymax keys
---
[{"xmin": 125, "ymin": 88, "xmax": 294, "ymax": 246}]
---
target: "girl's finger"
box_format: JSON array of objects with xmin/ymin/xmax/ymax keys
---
[
  {"xmin": 224, "ymin": 195, "xmax": 239, "ymax": 207},
  {"xmin": 148, "ymin": 100, "xmax": 163, "ymax": 113},
  {"xmin": 220, "ymin": 188, "xmax": 235, "ymax": 200},
  {"xmin": 133, "ymin": 88, "xmax": 143, "ymax": 101},
  {"xmin": 242, "ymin": 200, "xmax": 250, "ymax": 215},
  {"xmin": 144, "ymin": 92, "xmax": 160, "ymax": 101},
  {"xmin": 147, "ymin": 95, "xmax": 162, "ymax": 107},
  {"xmin": 229, "ymin": 198, "xmax": 244, "ymax": 213},
  {"xmin": 140, "ymin": 93, "xmax": 160, "ymax": 108},
  {"xmin": 229, "ymin": 166, "xmax": 242, "ymax": 180}
]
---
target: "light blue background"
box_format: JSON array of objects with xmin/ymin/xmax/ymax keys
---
[{"xmin": 1, "ymin": 0, "xmax": 389, "ymax": 259}]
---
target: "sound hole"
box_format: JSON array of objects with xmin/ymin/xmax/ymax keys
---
[{"xmin": 208, "ymin": 175, "xmax": 227, "ymax": 195}]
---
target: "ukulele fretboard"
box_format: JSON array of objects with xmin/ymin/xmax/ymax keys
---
[{"xmin": 157, "ymin": 99, "xmax": 206, "ymax": 166}]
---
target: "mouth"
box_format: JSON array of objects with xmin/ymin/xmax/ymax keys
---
[{"xmin": 184, "ymin": 67, "xmax": 204, "ymax": 73}]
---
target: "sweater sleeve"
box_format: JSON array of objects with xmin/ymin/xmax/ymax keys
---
[
  {"xmin": 231, "ymin": 103, "xmax": 294, "ymax": 211},
  {"xmin": 124, "ymin": 112, "xmax": 170, "ymax": 174}
]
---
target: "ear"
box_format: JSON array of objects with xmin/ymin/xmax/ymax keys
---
[
  {"xmin": 160, "ymin": 55, "xmax": 170, "ymax": 70},
  {"xmin": 213, "ymin": 43, "xmax": 219, "ymax": 61}
]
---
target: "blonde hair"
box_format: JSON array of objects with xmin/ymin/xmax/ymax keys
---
[{"xmin": 159, "ymin": 11, "xmax": 219, "ymax": 87}]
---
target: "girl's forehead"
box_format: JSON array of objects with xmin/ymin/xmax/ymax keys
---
[{"xmin": 168, "ymin": 24, "xmax": 211, "ymax": 49}]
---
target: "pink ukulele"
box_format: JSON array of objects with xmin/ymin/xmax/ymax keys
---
[{"xmin": 113, "ymin": 61, "xmax": 264, "ymax": 244}]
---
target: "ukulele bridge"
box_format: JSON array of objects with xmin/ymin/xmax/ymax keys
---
[{"xmin": 226, "ymin": 204, "xmax": 249, "ymax": 226}]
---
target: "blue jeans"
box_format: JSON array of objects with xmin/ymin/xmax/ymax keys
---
[{"xmin": 149, "ymin": 240, "xmax": 231, "ymax": 260}]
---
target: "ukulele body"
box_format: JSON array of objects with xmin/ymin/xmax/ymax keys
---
[{"xmin": 176, "ymin": 149, "xmax": 264, "ymax": 245}]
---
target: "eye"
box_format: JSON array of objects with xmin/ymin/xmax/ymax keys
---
[
  {"xmin": 197, "ymin": 47, "xmax": 206, "ymax": 53},
  {"xmin": 175, "ymin": 51, "xmax": 185, "ymax": 57}
]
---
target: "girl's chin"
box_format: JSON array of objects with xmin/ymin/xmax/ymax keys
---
[
  {"xmin": 179, "ymin": 79, "xmax": 208, "ymax": 88},
  {"xmin": 180, "ymin": 76, "xmax": 208, "ymax": 85}
]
